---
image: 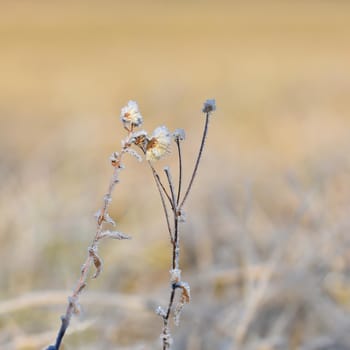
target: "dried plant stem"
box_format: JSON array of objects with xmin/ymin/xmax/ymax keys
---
[
  {"xmin": 153, "ymin": 168, "xmax": 173, "ymax": 206},
  {"xmin": 47, "ymin": 99, "xmax": 214, "ymax": 350},
  {"xmin": 153, "ymin": 106, "xmax": 213, "ymax": 349},
  {"xmin": 164, "ymin": 168, "xmax": 179, "ymax": 269},
  {"xmin": 176, "ymin": 139, "xmax": 183, "ymax": 206},
  {"xmin": 180, "ymin": 112, "xmax": 210, "ymax": 209},
  {"xmin": 148, "ymin": 162, "xmax": 174, "ymax": 242},
  {"xmin": 160, "ymin": 168, "xmax": 181, "ymax": 350},
  {"xmin": 47, "ymin": 141, "xmax": 131, "ymax": 350}
]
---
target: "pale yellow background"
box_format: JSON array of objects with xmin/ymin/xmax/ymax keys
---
[{"xmin": 1, "ymin": 1, "xmax": 350, "ymax": 349}]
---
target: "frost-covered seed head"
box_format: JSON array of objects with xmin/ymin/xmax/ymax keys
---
[
  {"xmin": 130, "ymin": 130, "xmax": 148, "ymax": 148},
  {"xmin": 120, "ymin": 100, "xmax": 143, "ymax": 127},
  {"xmin": 146, "ymin": 126, "xmax": 171, "ymax": 161},
  {"xmin": 173, "ymin": 128, "xmax": 186, "ymax": 141},
  {"xmin": 202, "ymin": 99, "xmax": 216, "ymax": 113}
]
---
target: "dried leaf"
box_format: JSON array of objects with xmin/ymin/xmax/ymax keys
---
[
  {"xmin": 173, "ymin": 281, "xmax": 191, "ymax": 326},
  {"xmin": 173, "ymin": 301, "xmax": 185, "ymax": 326},
  {"xmin": 124, "ymin": 148, "xmax": 143, "ymax": 162},
  {"xmin": 89, "ymin": 247, "xmax": 103, "ymax": 279},
  {"xmin": 176, "ymin": 281, "xmax": 190, "ymax": 303},
  {"xmin": 99, "ymin": 230, "xmax": 131, "ymax": 240}
]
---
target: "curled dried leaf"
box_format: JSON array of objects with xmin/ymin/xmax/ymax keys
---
[
  {"xmin": 89, "ymin": 247, "xmax": 103, "ymax": 279},
  {"xmin": 176, "ymin": 281, "xmax": 191, "ymax": 303},
  {"xmin": 173, "ymin": 281, "xmax": 191, "ymax": 326}
]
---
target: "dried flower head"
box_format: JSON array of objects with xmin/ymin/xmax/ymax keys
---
[
  {"xmin": 146, "ymin": 126, "xmax": 171, "ymax": 161},
  {"xmin": 120, "ymin": 100, "xmax": 143, "ymax": 128},
  {"xmin": 173, "ymin": 128, "xmax": 186, "ymax": 141},
  {"xmin": 130, "ymin": 130, "xmax": 148, "ymax": 149},
  {"xmin": 202, "ymin": 99, "xmax": 216, "ymax": 113}
]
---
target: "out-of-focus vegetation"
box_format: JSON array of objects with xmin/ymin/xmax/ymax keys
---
[{"xmin": 1, "ymin": 1, "xmax": 350, "ymax": 349}]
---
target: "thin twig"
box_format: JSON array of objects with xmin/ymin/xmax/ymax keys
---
[
  {"xmin": 161, "ymin": 167, "xmax": 181, "ymax": 350},
  {"xmin": 180, "ymin": 112, "xmax": 210, "ymax": 208},
  {"xmin": 176, "ymin": 139, "xmax": 183, "ymax": 205},
  {"xmin": 148, "ymin": 162, "xmax": 174, "ymax": 242},
  {"xmin": 164, "ymin": 168, "xmax": 179, "ymax": 270},
  {"xmin": 164, "ymin": 168, "xmax": 177, "ymax": 215},
  {"xmin": 47, "ymin": 133, "xmax": 134, "ymax": 350},
  {"xmin": 47, "ymin": 168, "xmax": 120, "ymax": 349},
  {"xmin": 150, "ymin": 163, "xmax": 173, "ymax": 206}
]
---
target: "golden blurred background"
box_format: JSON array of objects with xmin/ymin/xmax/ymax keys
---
[{"xmin": 1, "ymin": 1, "xmax": 350, "ymax": 349}]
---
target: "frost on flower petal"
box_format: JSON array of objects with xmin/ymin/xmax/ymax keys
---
[
  {"xmin": 202, "ymin": 99, "xmax": 216, "ymax": 113},
  {"xmin": 146, "ymin": 126, "xmax": 171, "ymax": 161},
  {"xmin": 120, "ymin": 100, "xmax": 143, "ymax": 127}
]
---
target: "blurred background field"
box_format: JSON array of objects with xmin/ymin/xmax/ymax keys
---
[{"xmin": 1, "ymin": 0, "xmax": 350, "ymax": 349}]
